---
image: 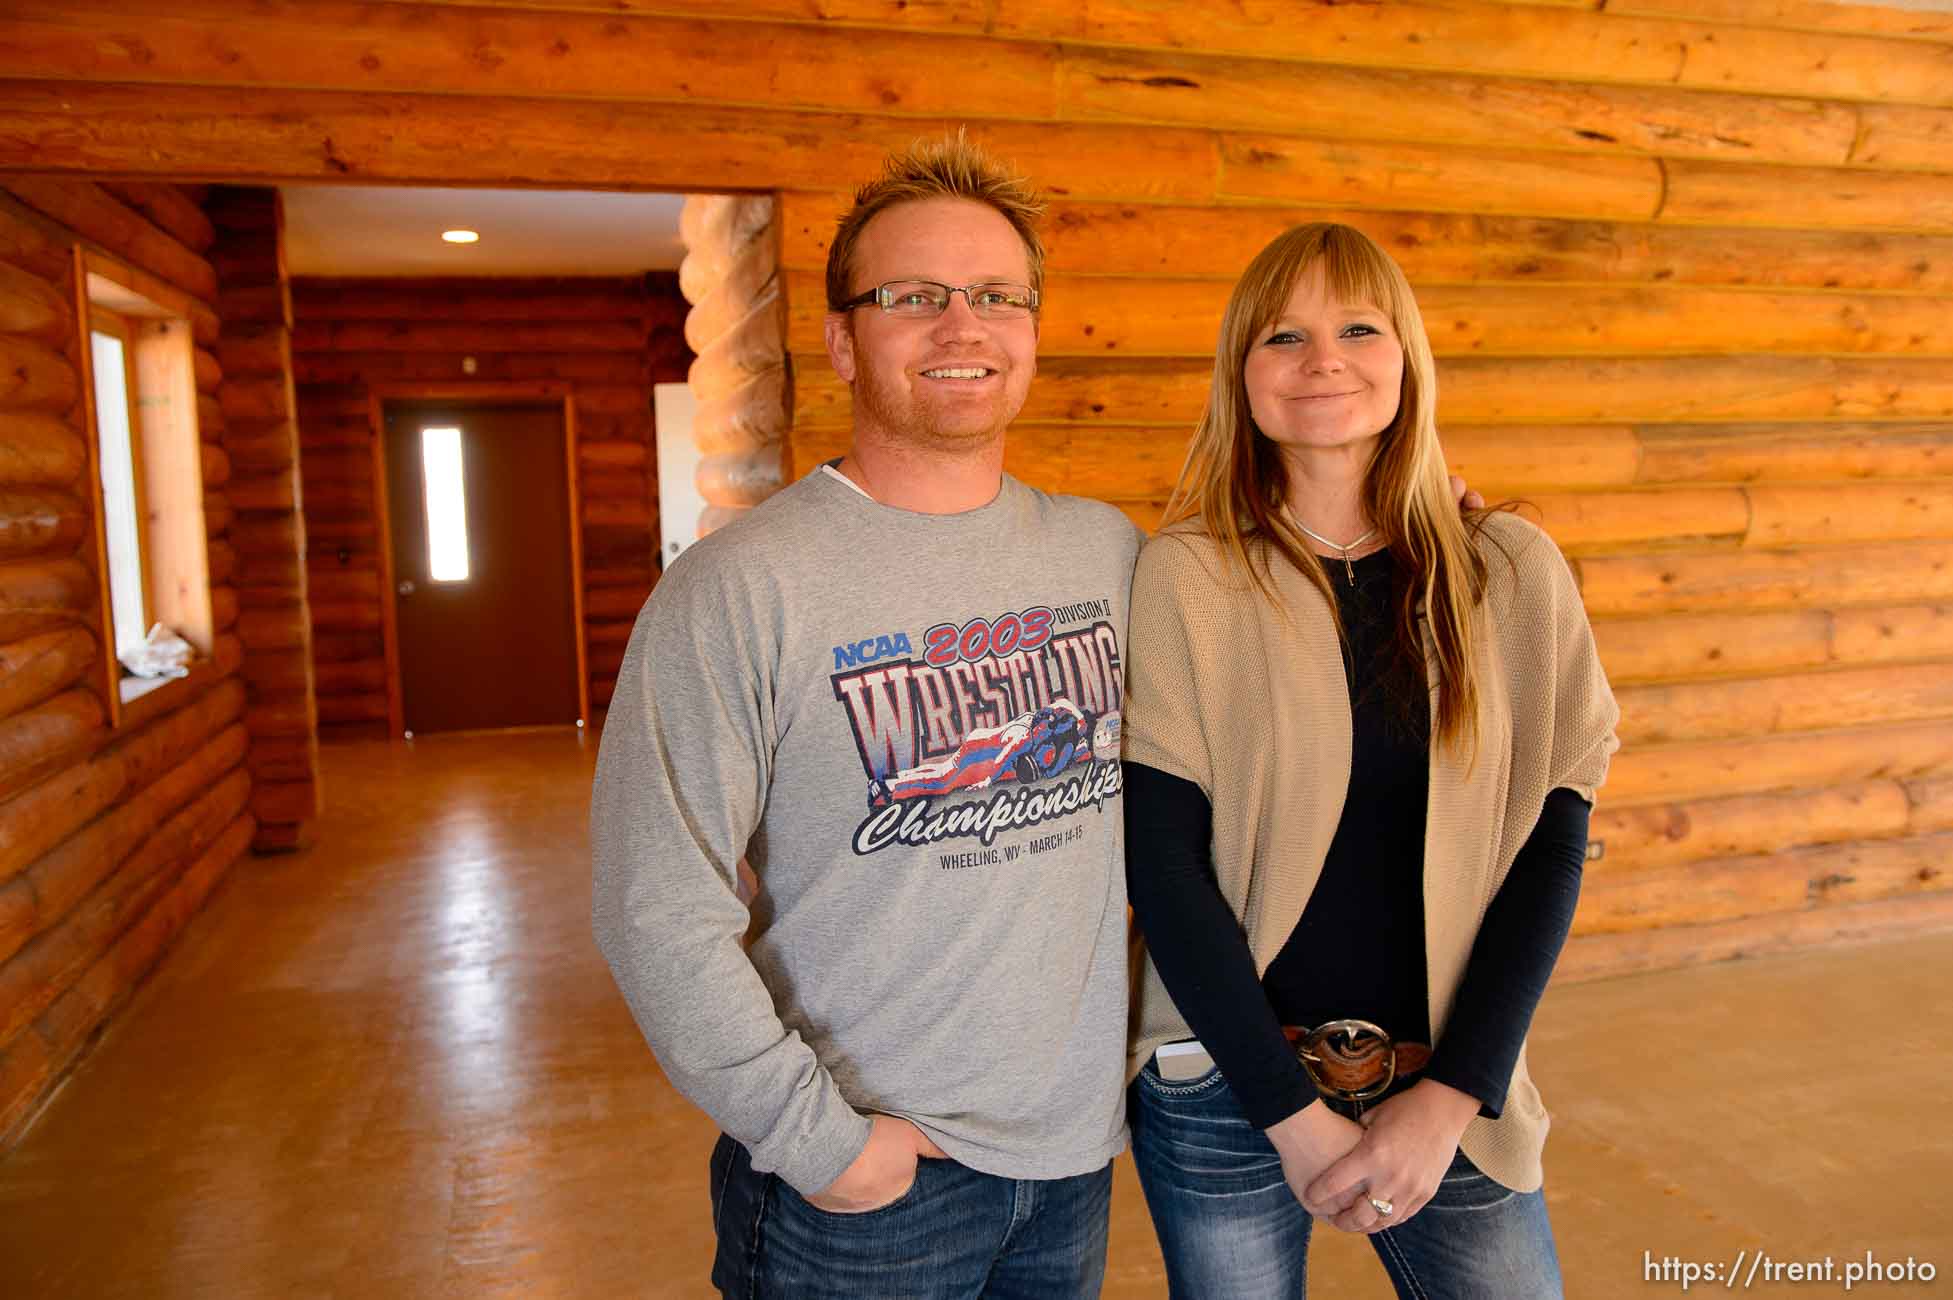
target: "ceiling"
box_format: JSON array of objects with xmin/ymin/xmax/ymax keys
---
[{"xmin": 280, "ymin": 184, "xmax": 688, "ymax": 277}]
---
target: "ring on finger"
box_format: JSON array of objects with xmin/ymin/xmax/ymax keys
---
[{"xmin": 1367, "ymin": 1194, "xmax": 1394, "ymax": 1217}]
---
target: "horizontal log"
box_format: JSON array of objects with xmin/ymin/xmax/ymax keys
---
[
  {"xmin": 790, "ymin": 269, "xmax": 1953, "ymax": 359},
  {"xmin": 310, "ymin": 630, "xmax": 380, "ymax": 664},
  {"xmin": 0, "ymin": 195, "xmax": 74, "ymax": 284},
  {"xmin": 225, "ymin": 473, "xmax": 295, "ymax": 514},
  {"xmin": 242, "ymin": 649, "xmax": 310, "ymax": 696},
  {"xmin": 584, "ymin": 561, "xmax": 655, "ymax": 590},
  {"xmin": 1746, "ymin": 481, "xmax": 1953, "ymax": 547},
  {"xmin": 36, "ymin": 808, "xmax": 252, "ymax": 1091},
  {"xmin": 1577, "ymin": 541, "xmax": 1953, "ymax": 617},
  {"xmin": 4, "ymin": 2, "xmax": 1059, "ymax": 126},
  {"xmin": 0, "ymin": 335, "xmax": 78, "ymax": 414},
  {"xmin": 205, "ymin": 540, "xmax": 236, "ymax": 587},
  {"xmin": 251, "ymin": 779, "xmax": 319, "ymax": 826},
  {"xmin": 1440, "ymin": 355, "xmax": 1953, "ymax": 426},
  {"xmin": 584, "ymin": 499, "xmax": 653, "ymax": 529},
  {"xmin": 0, "ymin": 559, "xmax": 94, "ymax": 642},
  {"xmin": 579, "ymin": 440, "xmax": 648, "ymax": 471},
  {"xmin": 0, "ymin": 79, "xmax": 1223, "ymax": 202},
  {"xmin": 251, "ymin": 819, "xmax": 313, "ymax": 853},
  {"xmin": 5, "ymin": 722, "xmax": 247, "ymax": 969},
  {"xmin": 199, "ymin": 441, "xmax": 230, "ymax": 490},
  {"xmin": 291, "ymin": 277, "xmax": 653, "ymax": 320},
  {"xmin": 591, "ymin": 676, "xmax": 616, "ymax": 710},
  {"xmin": 0, "ymin": 260, "xmax": 73, "ymax": 346},
  {"xmin": 1615, "ymin": 663, "xmax": 1953, "ymax": 747},
  {"xmin": 1632, "ymin": 424, "xmax": 1953, "ymax": 484},
  {"xmin": 1063, "ymin": 45, "xmax": 1861, "ymax": 168},
  {"xmin": 1590, "ymin": 779, "xmax": 1911, "ymax": 872},
  {"xmin": 1851, "ymin": 102, "xmax": 1953, "ymax": 171},
  {"xmin": 1219, "ymin": 132, "xmax": 1660, "ymax": 222},
  {"xmin": 1574, "ymin": 831, "xmax": 1953, "ymax": 936},
  {"xmin": 315, "ymin": 692, "xmax": 388, "ymax": 725},
  {"xmin": 0, "ymin": 413, "xmax": 83, "ymax": 489},
  {"xmin": 209, "ymin": 585, "xmax": 238, "ymax": 632},
  {"xmin": 11, "ymin": 775, "xmax": 250, "ymax": 1056},
  {"xmin": 310, "ymin": 601, "xmax": 381, "ymax": 631},
  {"xmin": 1595, "ymin": 602, "xmax": 1953, "ymax": 685},
  {"xmin": 216, "ymin": 283, "xmax": 291, "ymax": 329},
  {"xmin": 1606, "ymin": 719, "xmax": 1953, "ymax": 808},
  {"xmin": 0, "ymin": 178, "xmax": 216, "ymax": 302},
  {"xmin": 215, "ymin": 325, "xmax": 288, "ymax": 380},
  {"xmin": 313, "ymin": 660, "xmax": 387, "ymax": 695},
  {"xmin": 223, "ymin": 427, "xmax": 300, "ymax": 474},
  {"xmin": 0, "ymin": 489, "xmax": 86, "ymax": 561},
  {"xmin": 1557, "ymin": 889, "xmax": 1953, "ymax": 984},
  {"xmin": 793, "ymin": 354, "xmax": 1953, "ymax": 433},
  {"xmin": 247, "ymin": 734, "xmax": 317, "ymax": 784},
  {"xmin": 1522, "ymin": 489, "xmax": 1750, "ymax": 553},
  {"xmin": 0, "ymin": 677, "xmax": 244, "ymax": 885},
  {"xmin": 1663, "ymin": 159, "xmax": 1953, "ymax": 235},
  {"xmin": 1607, "ymin": 0, "xmax": 1952, "ymax": 41},
  {"xmin": 192, "ymin": 345, "xmax": 222, "ymax": 395},
  {"xmin": 0, "ymin": 688, "xmax": 105, "ymax": 800},
  {"xmin": 781, "ymin": 192, "xmax": 1953, "ymax": 296},
  {"xmin": 0, "ymin": 628, "xmax": 96, "ymax": 724},
  {"xmin": 293, "ymin": 319, "xmax": 647, "ymax": 353},
  {"xmin": 218, "ymin": 379, "xmax": 289, "ymax": 424},
  {"xmin": 584, "ymin": 587, "xmax": 653, "ymax": 621},
  {"xmin": 203, "ymin": 494, "xmax": 234, "ymax": 539},
  {"xmin": 246, "ymin": 691, "xmax": 320, "ymax": 738},
  {"xmin": 296, "ymin": 452, "xmax": 370, "ymax": 490},
  {"xmin": 1907, "ymin": 774, "xmax": 1953, "ymax": 834},
  {"xmin": 227, "ymin": 513, "xmax": 301, "ymax": 560},
  {"xmin": 998, "ymin": 0, "xmax": 1953, "ymax": 108},
  {"xmin": 587, "ymin": 619, "xmax": 635, "ymax": 648},
  {"xmin": 99, "ymin": 182, "xmax": 214, "ymax": 253},
  {"xmin": 579, "ymin": 471, "xmax": 649, "ymax": 501},
  {"xmin": 306, "ymin": 569, "xmax": 378, "ymax": 604},
  {"xmin": 292, "ymin": 350, "xmax": 651, "ymax": 387}
]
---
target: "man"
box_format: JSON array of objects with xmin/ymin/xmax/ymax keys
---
[{"xmin": 592, "ymin": 137, "xmax": 1139, "ymax": 1297}]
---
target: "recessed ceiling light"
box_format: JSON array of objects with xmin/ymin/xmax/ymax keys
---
[{"xmin": 442, "ymin": 229, "xmax": 479, "ymax": 244}]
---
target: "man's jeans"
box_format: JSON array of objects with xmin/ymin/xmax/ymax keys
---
[
  {"xmin": 1129, "ymin": 1062, "xmax": 1564, "ymax": 1299},
  {"xmin": 708, "ymin": 1133, "xmax": 1112, "ymax": 1299}
]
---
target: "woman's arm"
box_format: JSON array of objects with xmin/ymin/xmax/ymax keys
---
[
  {"xmin": 1125, "ymin": 762, "xmax": 1318, "ymax": 1128},
  {"xmin": 1423, "ymin": 785, "xmax": 1590, "ymax": 1115}
]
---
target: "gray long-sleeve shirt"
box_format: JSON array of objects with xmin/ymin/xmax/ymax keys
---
[{"xmin": 592, "ymin": 469, "xmax": 1140, "ymax": 1194}]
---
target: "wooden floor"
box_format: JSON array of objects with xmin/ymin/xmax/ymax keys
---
[{"xmin": 1, "ymin": 730, "xmax": 1946, "ymax": 1298}]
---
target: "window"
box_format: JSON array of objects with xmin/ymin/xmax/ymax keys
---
[
  {"xmin": 73, "ymin": 248, "xmax": 214, "ymax": 724},
  {"xmin": 420, "ymin": 425, "xmax": 471, "ymax": 582}
]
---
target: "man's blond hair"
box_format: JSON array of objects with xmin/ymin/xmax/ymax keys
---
[{"xmin": 825, "ymin": 132, "xmax": 1047, "ymax": 310}]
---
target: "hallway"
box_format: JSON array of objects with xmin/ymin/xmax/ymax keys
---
[{"xmin": 0, "ymin": 732, "xmax": 1945, "ymax": 1297}]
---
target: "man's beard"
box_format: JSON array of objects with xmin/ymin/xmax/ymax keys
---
[{"xmin": 849, "ymin": 349, "xmax": 1019, "ymax": 452}]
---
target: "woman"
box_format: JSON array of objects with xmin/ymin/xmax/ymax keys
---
[{"xmin": 1121, "ymin": 223, "xmax": 1618, "ymax": 1298}]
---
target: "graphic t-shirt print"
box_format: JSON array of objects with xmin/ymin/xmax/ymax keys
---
[{"xmin": 829, "ymin": 600, "xmax": 1125, "ymax": 859}]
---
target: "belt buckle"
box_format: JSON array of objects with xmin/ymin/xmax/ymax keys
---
[{"xmin": 1295, "ymin": 1018, "xmax": 1396, "ymax": 1116}]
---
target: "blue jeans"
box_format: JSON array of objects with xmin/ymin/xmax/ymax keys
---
[
  {"xmin": 1129, "ymin": 1062, "xmax": 1563, "ymax": 1299},
  {"xmin": 708, "ymin": 1133, "xmax": 1112, "ymax": 1299}
]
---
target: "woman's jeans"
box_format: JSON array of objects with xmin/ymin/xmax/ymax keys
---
[
  {"xmin": 708, "ymin": 1133, "xmax": 1112, "ymax": 1299},
  {"xmin": 1129, "ymin": 1060, "xmax": 1564, "ymax": 1299}
]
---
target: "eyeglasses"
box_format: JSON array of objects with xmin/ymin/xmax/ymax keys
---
[{"xmin": 837, "ymin": 279, "xmax": 1040, "ymax": 319}]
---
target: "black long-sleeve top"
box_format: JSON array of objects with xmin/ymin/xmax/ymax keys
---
[{"xmin": 1125, "ymin": 548, "xmax": 1589, "ymax": 1130}]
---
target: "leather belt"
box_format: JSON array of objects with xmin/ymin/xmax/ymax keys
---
[{"xmin": 1285, "ymin": 1019, "xmax": 1430, "ymax": 1103}]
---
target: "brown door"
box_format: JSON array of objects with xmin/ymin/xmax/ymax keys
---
[{"xmin": 383, "ymin": 400, "xmax": 580, "ymax": 734}]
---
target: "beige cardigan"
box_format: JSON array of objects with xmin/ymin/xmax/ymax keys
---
[{"xmin": 1122, "ymin": 509, "xmax": 1619, "ymax": 1192}]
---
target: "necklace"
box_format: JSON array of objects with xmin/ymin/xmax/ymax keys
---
[{"xmin": 1292, "ymin": 518, "xmax": 1379, "ymax": 586}]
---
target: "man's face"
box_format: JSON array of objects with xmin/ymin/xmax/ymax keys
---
[{"xmin": 824, "ymin": 197, "xmax": 1038, "ymax": 452}]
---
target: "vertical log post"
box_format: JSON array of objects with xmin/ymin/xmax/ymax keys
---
[
  {"xmin": 679, "ymin": 195, "xmax": 789, "ymax": 534},
  {"xmin": 205, "ymin": 188, "xmax": 320, "ymax": 852}
]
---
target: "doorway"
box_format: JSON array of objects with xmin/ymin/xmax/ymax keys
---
[{"xmin": 378, "ymin": 390, "xmax": 587, "ymax": 736}]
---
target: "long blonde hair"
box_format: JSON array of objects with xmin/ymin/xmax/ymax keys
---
[{"xmin": 1163, "ymin": 223, "xmax": 1490, "ymax": 757}]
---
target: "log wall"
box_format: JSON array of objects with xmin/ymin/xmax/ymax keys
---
[
  {"xmin": 289, "ymin": 274, "xmax": 690, "ymax": 730},
  {"xmin": 0, "ymin": 180, "xmax": 252, "ymax": 1147},
  {"xmin": 0, "ymin": 0, "xmax": 1947, "ymax": 978}
]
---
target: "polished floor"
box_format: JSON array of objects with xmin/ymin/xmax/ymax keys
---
[{"xmin": 0, "ymin": 730, "xmax": 1946, "ymax": 1298}]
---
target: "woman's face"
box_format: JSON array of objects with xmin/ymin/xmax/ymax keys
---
[{"xmin": 1242, "ymin": 266, "xmax": 1405, "ymax": 460}]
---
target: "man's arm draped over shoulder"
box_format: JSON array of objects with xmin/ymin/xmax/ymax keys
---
[{"xmin": 590, "ymin": 554, "xmax": 873, "ymax": 1195}]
